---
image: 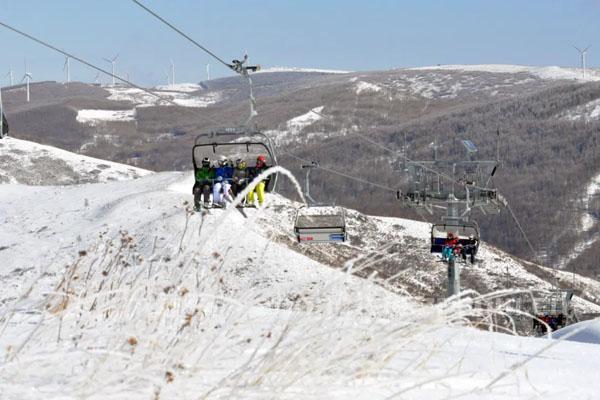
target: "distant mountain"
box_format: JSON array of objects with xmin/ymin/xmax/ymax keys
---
[{"xmin": 1, "ymin": 65, "xmax": 598, "ymax": 279}]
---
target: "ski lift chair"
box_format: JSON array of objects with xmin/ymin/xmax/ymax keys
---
[
  {"xmin": 431, "ymin": 222, "xmax": 480, "ymax": 263},
  {"xmin": 192, "ymin": 127, "xmax": 279, "ymax": 192},
  {"xmin": 293, "ymin": 162, "xmax": 347, "ymax": 243},
  {"xmin": 532, "ymin": 289, "xmax": 574, "ymax": 333}
]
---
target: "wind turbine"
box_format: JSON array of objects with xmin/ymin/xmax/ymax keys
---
[
  {"xmin": 206, "ymin": 63, "xmax": 210, "ymax": 81},
  {"xmin": 170, "ymin": 59, "xmax": 175, "ymax": 87},
  {"xmin": 63, "ymin": 56, "xmax": 70, "ymax": 84},
  {"xmin": 102, "ymin": 54, "xmax": 119, "ymax": 86},
  {"xmin": 6, "ymin": 68, "xmax": 13, "ymax": 86},
  {"xmin": 0, "ymin": 85, "xmax": 4, "ymax": 137},
  {"xmin": 574, "ymin": 45, "xmax": 591, "ymax": 79},
  {"xmin": 21, "ymin": 62, "xmax": 32, "ymax": 102},
  {"xmin": 93, "ymin": 72, "xmax": 101, "ymax": 85}
]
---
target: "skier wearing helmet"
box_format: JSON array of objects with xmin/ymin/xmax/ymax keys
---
[
  {"xmin": 247, "ymin": 155, "xmax": 270, "ymax": 207},
  {"xmin": 213, "ymin": 156, "xmax": 234, "ymax": 207},
  {"xmin": 231, "ymin": 159, "xmax": 248, "ymax": 198},
  {"xmin": 193, "ymin": 157, "xmax": 215, "ymax": 210},
  {"xmin": 442, "ymin": 232, "xmax": 459, "ymax": 261}
]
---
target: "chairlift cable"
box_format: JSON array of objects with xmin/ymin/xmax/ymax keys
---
[
  {"xmin": 130, "ymin": 0, "xmax": 260, "ymax": 127},
  {"xmin": 504, "ymin": 201, "xmax": 537, "ymax": 259},
  {"xmin": 127, "ymin": 0, "xmax": 478, "ymax": 194},
  {"xmin": 0, "ymin": 20, "xmax": 223, "ymax": 127},
  {"xmin": 130, "ymin": 0, "xmax": 233, "ymax": 72},
  {"xmin": 281, "ymin": 150, "xmax": 398, "ymax": 194},
  {"xmin": 308, "ymin": 107, "xmax": 493, "ymax": 193}
]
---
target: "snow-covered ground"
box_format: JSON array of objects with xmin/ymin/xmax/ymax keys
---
[
  {"xmin": 355, "ymin": 80, "xmax": 382, "ymax": 94},
  {"xmin": 106, "ymin": 85, "xmax": 220, "ymax": 108},
  {"xmin": 2, "ymin": 143, "xmax": 600, "ymax": 399},
  {"xmin": 412, "ymin": 64, "xmax": 600, "ymax": 82},
  {"xmin": 561, "ymin": 98, "xmax": 600, "ymax": 122},
  {"xmin": 0, "ymin": 137, "xmax": 151, "ymax": 185},
  {"xmin": 1, "ymin": 169, "xmax": 600, "ymax": 399},
  {"xmin": 256, "ymin": 66, "xmax": 351, "ymax": 74},
  {"xmin": 557, "ymin": 173, "xmax": 600, "ymax": 269},
  {"xmin": 266, "ymin": 106, "xmax": 332, "ymax": 145},
  {"xmin": 154, "ymin": 82, "xmax": 203, "ymax": 92},
  {"xmin": 76, "ymin": 109, "xmax": 136, "ymax": 126},
  {"xmin": 287, "ymin": 106, "xmax": 324, "ymax": 132}
]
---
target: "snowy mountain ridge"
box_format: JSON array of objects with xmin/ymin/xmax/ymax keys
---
[
  {"xmin": 0, "ymin": 137, "xmax": 151, "ymax": 185},
  {"xmin": 411, "ymin": 64, "xmax": 600, "ymax": 82}
]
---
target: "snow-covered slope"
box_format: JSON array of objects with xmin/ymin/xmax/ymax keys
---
[
  {"xmin": 412, "ymin": 64, "xmax": 600, "ymax": 82},
  {"xmin": 2, "ymin": 166, "xmax": 600, "ymax": 398},
  {"xmin": 106, "ymin": 84, "xmax": 220, "ymax": 108},
  {"xmin": 256, "ymin": 66, "xmax": 351, "ymax": 74},
  {"xmin": 0, "ymin": 137, "xmax": 151, "ymax": 185}
]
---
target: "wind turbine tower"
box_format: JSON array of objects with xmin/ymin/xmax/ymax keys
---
[
  {"xmin": 63, "ymin": 56, "xmax": 70, "ymax": 84},
  {"xmin": 21, "ymin": 66, "xmax": 33, "ymax": 102},
  {"xmin": 170, "ymin": 59, "xmax": 175, "ymax": 87},
  {"xmin": 6, "ymin": 68, "xmax": 13, "ymax": 86},
  {"xmin": 574, "ymin": 45, "xmax": 591, "ymax": 79},
  {"xmin": 102, "ymin": 54, "xmax": 119, "ymax": 86}
]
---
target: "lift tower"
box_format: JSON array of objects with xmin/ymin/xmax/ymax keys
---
[{"xmin": 398, "ymin": 139, "xmax": 507, "ymax": 297}]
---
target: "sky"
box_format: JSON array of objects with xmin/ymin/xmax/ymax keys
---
[{"xmin": 0, "ymin": 0, "xmax": 599, "ymax": 86}]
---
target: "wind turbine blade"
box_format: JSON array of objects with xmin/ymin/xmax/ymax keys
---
[
  {"xmin": 20, "ymin": 75, "xmax": 26, "ymax": 83},
  {"xmin": 583, "ymin": 45, "xmax": 591, "ymax": 52},
  {"xmin": 102, "ymin": 57, "xmax": 112, "ymax": 63},
  {"xmin": 573, "ymin": 45, "xmax": 582, "ymax": 53},
  {"xmin": 113, "ymin": 53, "xmax": 119, "ymax": 62}
]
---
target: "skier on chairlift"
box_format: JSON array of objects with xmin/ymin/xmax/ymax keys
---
[
  {"xmin": 193, "ymin": 157, "xmax": 215, "ymax": 210},
  {"xmin": 442, "ymin": 232, "xmax": 459, "ymax": 261},
  {"xmin": 248, "ymin": 155, "xmax": 269, "ymax": 207},
  {"xmin": 213, "ymin": 156, "xmax": 234, "ymax": 207},
  {"xmin": 231, "ymin": 159, "xmax": 248, "ymax": 198}
]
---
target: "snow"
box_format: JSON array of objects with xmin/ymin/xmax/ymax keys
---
[
  {"xmin": 582, "ymin": 173, "xmax": 600, "ymax": 232},
  {"xmin": 0, "ymin": 137, "xmax": 151, "ymax": 185},
  {"xmin": 412, "ymin": 64, "xmax": 600, "ymax": 82},
  {"xmin": 256, "ymin": 66, "xmax": 351, "ymax": 74},
  {"xmin": 265, "ymin": 106, "xmax": 327, "ymax": 145},
  {"xmin": 552, "ymin": 318, "xmax": 600, "ymax": 345},
  {"xmin": 154, "ymin": 82, "xmax": 203, "ymax": 92},
  {"xmin": 106, "ymin": 85, "xmax": 220, "ymax": 108},
  {"xmin": 355, "ymin": 81, "xmax": 382, "ymax": 94},
  {"xmin": 287, "ymin": 106, "xmax": 324, "ymax": 132},
  {"xmin": 2, "ymin": 144, "xmax": 600, "ymax": 398},
  {"xmin": 557, "ymin": 173, "xmax": 600, "ymax": 269},
  {"xmin": 76, "ymin": 109, "xmax": 136, "ymax": 126},
  {"xmin": 563, "ymin": 98, "xmax": 600, "ymax": 122}
]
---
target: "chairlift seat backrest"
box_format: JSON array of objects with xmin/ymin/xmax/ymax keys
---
[
  {"xmin": 192, "ymin": 128, "xmax": 278, "ymax": 192},
  {"xmin": 294, "ymin": 206, "xmax": 347, "ymax": 243}
]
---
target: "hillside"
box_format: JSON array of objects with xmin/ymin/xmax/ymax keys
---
[
  {"xmin": 0, "ymin": 137, "xmax": 150, "ymax": 185},
  {"xmin": 2, "ymin": 65, "xmax": 598, "ymax": 279},
  {"xmin": 1, "ymin": 142, "xmax": 600, "ymax": 398}
]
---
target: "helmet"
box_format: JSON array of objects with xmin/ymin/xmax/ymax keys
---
[
  {"xmin": 256, "ymin": 155, "xmax": 266, "ymax": 167},
  {"xmin": 216, "ymin": 175, "xmax": 223, "ymax": 182},
  {"xmin": 202, "ymin": 157, "xmax": 210, "ymax": 168},
  {"xmin": 447, "ymin": 232, "xmax": 454, "ymax": 238},
  {"xmin": 218, "ymin": 155, "xmax": 228, "ymax": 167},
  {"xmin": 235, "ymin": 159, "xmax": 247, "ymax": 169}
]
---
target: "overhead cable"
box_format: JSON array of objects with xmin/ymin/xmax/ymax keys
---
[{"xmin": 0, "ymin": 20, "xmax": 223, "ymax": 127}]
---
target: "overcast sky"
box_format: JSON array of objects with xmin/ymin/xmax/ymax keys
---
[{"xmin": 0, "ymin": 0, "xmax": 599, "ymax": 86}]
